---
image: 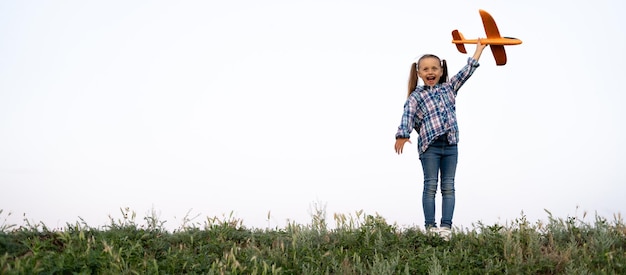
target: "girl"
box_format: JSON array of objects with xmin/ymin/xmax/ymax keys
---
[{"xmin": 394, "ymin": 40, "xmax": 487, "ymax": 238}]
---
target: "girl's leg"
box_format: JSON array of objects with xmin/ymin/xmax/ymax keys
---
[
  {"xmin": 439, "ymin": 144, "xmax": 458, "ymax": 228},
  {"xmin": 420, "ymin": 146, "xmax": 442, "ymax": 229}
]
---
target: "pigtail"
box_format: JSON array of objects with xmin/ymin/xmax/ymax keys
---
[
  {"xmin": 407, "ymin": 62, "xmax": 418, "ymax": 98},
  {"xmin": 439, "ymin": 59, "xmax": 449, "ymax": 84}
]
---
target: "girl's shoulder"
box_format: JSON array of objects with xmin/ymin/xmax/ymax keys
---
[{"xmin": 440, "ymin": 82, "xmax": 453, "ymax": 89}]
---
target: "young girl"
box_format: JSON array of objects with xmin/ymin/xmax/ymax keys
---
[{"xmin": 394, "ymin": 40, "xmax": 487, "ymax": 238}]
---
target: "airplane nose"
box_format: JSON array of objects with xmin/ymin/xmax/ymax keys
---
[{"xmin": 503, "ymin": 37, "xmax": 522, "ymax": 44}]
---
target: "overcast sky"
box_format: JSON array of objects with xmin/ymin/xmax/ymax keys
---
[{"xmin": 1, "ymin": 0, "xmax": 625, "ymax": 231}]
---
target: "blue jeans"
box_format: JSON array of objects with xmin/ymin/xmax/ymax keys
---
[{"xmin": 419, "ymin": 135, "xmax": 458, "ymax": 229}]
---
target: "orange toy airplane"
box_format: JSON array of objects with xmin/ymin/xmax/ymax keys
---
[{"xmin": 451, "ymin": 9, "xmax": 522, "ymax": 65}]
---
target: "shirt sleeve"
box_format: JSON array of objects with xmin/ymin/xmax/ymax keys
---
[
  {"xmin": 449, "ymin": 57, "xmax": 480, "ymax": 95},
  {"xmin": 395, "ymin": 94, "xmax": 419, "ymax": 139}
]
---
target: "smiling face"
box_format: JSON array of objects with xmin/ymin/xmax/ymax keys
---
[{"xmin": 417, "ymin": 57, "xmax": 443, "ymax": 87}]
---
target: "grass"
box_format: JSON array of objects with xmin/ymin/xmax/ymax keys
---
[{"xmin": 1, "ymin": 208, "xmax": 625, "ymax": 274}]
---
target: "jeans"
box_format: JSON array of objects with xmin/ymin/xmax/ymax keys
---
[{"xmin": 419, "ymin": 134, "xmax": 458, "ymax": 229}]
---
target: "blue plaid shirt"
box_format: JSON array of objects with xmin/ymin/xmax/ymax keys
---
[{"xmin": 395, "ymin": 57, "xmax": 480, "ymax": 154}]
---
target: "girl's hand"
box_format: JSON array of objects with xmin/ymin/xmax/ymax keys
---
[
  {"xmin": 472, "ymin": 38, "xmax": 487, "ymax": 60},
  {"xmin": 394, "ymin": 138, "xmax": 412, "ymax": 154},
  {"xmin": 476, "ymin": 38, "xmax": 488, "ymax": 51}
]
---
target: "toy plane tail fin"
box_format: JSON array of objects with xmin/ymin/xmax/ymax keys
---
[{"xmin": 451, "ymin": 30, "xmax": 467, "ymax": 53}]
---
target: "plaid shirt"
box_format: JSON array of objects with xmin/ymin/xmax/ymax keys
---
[{"xmin": 395, "ymin": 57, "xmax": 480, "ymax": 154}]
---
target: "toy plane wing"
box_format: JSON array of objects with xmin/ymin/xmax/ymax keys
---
[{"xmin": 451, "ymin": 9, "xmax": 522, "ymax": 65}]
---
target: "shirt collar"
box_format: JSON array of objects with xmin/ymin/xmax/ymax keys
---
[{"xmin": 420, "ymin": 84, "xmax": 439, "ymax": 91}]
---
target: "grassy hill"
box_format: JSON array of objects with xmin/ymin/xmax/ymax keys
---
[{"xmin": 1, "ymin": 208, "xmax": 624, "ymax": 274}]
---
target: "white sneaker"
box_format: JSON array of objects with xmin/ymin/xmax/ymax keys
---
[
  {"xmin": 427, "ymin": 227, "xmax": 439, "ymax": 235},
  {"xmin": 438, "ymin": 227, "xmax": 451, "ymax": 241}
]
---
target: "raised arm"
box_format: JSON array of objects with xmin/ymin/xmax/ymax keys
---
[
  {"xmin": 447, "ymin": 39, "xmax": 487, "ymax": 93},
  {"xmin": 472, "ymin": 38, "xmax": 488, "ymax": 61}
]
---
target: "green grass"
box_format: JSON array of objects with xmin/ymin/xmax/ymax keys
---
[{"xmin": 1, "ymin": 208, "xmax": 625, "ymax": 274}]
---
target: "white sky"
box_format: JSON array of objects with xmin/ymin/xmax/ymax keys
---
[{"xmin": 1, "ymin": 0, "xmax": 625, "ymax": 231}]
